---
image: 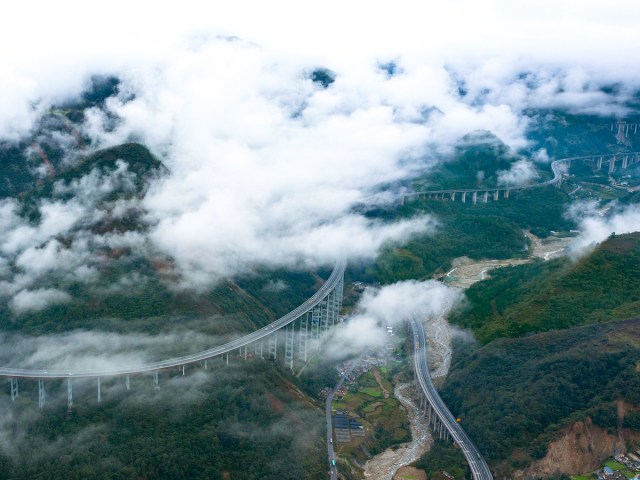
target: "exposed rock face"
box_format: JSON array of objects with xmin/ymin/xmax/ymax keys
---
[{"xmin": 526, "ymin": 417, "xmax": 639, "ymax": 477}]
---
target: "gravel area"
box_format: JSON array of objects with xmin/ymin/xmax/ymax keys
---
[{"xmin": 363, "ymin": 383, "xmax": 433, "ymax": 480}]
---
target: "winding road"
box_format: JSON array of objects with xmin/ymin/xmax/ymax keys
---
[
  {"xmin": 403, "ymin": 151, "xmax": 639, "ymax": 202},
  {"xmin": 325, "ymin": 357, "xmax": 360, "ymax": 480},
  {"xmin": 410, "ymin": 318, "xmax": 493, "ymax": 480},
  {"xmin": 0, "ymin": 258, "xmax": 347, "ymax": 379}
]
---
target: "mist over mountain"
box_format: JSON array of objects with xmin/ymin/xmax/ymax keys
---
[{"xmin": 1, "ymin": 2, "xmax": 640, "ymax": 479}]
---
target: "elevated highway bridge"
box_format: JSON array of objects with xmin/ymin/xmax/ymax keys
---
[{"xmin": 402, "ymin": 152, "xmax": 640, "ymax": 205}]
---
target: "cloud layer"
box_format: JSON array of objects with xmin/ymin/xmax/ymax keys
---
[
  {"xmin": 326, "ymin": 280, "xmax": 462, "ymax": 358},
  {"xmin": 1, "ymin": 1, "xmax": 639, "ymax": 297}
]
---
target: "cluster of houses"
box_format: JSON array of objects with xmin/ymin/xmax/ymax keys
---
[{"xmin": 596, "ymin": 452, "xmax": 640, "ymax": 480}]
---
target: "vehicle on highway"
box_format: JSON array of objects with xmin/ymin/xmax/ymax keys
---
[{"xmin": 331, "ymin": 459, "xmax": 335, "ymax": 467}]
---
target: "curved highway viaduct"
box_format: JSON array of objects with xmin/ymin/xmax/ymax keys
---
[
  {"xmin": 402, "ymin": 152, "xmax": 640, "ymax": 205},
  {"xmin": 1, "ymin": 258, "xmax": 346, "ymax": 409},
  {"xmin": 410, "ymin": 317, "xmax": 493, "ymax": 480}
]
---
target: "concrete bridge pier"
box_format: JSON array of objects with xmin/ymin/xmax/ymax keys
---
[
  {"xmin": 504, "ymin": 190, "xmax": 510, "ymax": 199},
  {"xmin": 493, "ymin": 190, "xmax": 499, "ymax": 201},
  {"xmin": 597, "ymin": 156, "xmax": 603, "ymax": 170},
  {"xmin": 38, "ymin": 379, "xmax": 45, "ymax": 409},
  {"xmin": 153, "ymin": 370, "xmax": 159, "ymax": 387},
  {"xmin": 483, "ymin": 192, "xmax": 488, "ymax": 203},
  {"xmin": 67, "ymin": 379, "xmax": 73, "ymax": 412},
  {"xmin": 285, "ymin": 323, "xmax": 294, "ymax": 370},
  {"xmin": 10, "ymin": 378, "xmax": 18, "ymax": 401},
  {"xmin": 269, "ymin": 332, "xmax": 277, "ymax": 360},
  {"xmin": 126, "ymin": 375, "xmax": 131, "ymax": 390},
  {"xmin": 311, "ymin": 304, "xmax": 322, "ymax": 345},
  {"xmin": 609, "ymin": 157, "xmax": 616, "ymax": 173},
  {"xmin": 451, "ymin": 192, "xmax": 456, "ymax": 201},
  {"xmin": 97, "ymin": 377, "xmax": 101, "ymax": 403},
  {"xmin": 623, "ymin": 156, "xmax": 629, "ymax": 169},
  {"xmin": 320, "ymin": 299, "xmax": 330, "ymax": 339},
  {"xmin": 461, "ymin": 192, "xmax": 466, "ymax": 203},
  {"xmin": 472, "ymin": 191, "xmax": 477, "ymax": 205},
  {"xmin": 299, "ymin": 313, "xmax": 309, "ymax": 362}
]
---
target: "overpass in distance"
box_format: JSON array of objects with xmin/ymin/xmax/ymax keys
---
[{"xmin": 401, "ymin": 151, "xmax": 640, "ymax": 205}]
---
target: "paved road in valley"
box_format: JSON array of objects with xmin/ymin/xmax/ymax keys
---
[
  {"xmin": 410, "ymin": 318, "xmax": 493, "ymax": 480},
  {"xmin": 325, "ymin": 357, "xmax": 360, "ymax": 480}
]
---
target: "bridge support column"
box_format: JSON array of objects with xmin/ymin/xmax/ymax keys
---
[
  {"xmin": 204, "ymin": 359, "xmax": 208, "ymax": 369},
  {"xmin": 285, "ymin": 323, "xmax": 294, "ymax": 370},
  {"xmin": 269, "ymin": 332, "xmax": 277, "ymax": 360},
  {"xmin": 451, "ymin": 192, "xmax": 456, "ymax": 201},
  {"xmin": 299, "ymin": 313, "xmax": 309, "ymax": 362},
  {"xmin": 609, "ymin": 157, "xmax": 616, "ymax": 173},
  {"xmin": 97, "ymin": 377, "xmax": 101, "ymax": 403},
  {"xmin": 623, "ymin": 156, "xmax": 629, "ymax": 169},
  {"xmin": 483, "ymin": 191, "xmax": 488, "ymax": 203},
  {"xmin": 153, "ymin": 370, "xmax": 159, "ymax": 388},
  {"xmin": 493, "ymin": 190, "xmax": 499, "ymax": 201},
  {"xmin": 126, "ymin": 375, "xmax": 130, "ymax": 390},
  {"xmin": 320, "ymin": 299, "xmax": 330, "ymax": 339},
  {"xmin": 335, "ymin": 277, "xmax": 344, "ymax": 316},
  {"xmin": 504, "ymin": 190, "xmax": 510, "ymax": 199},
  {"xmin": 311, "ymin": 304, "xmax": 322, "ymax": 348},
  {"xmin": 67, "ymin": 379, "xmax": 73, "ymax": 412},
  {"xmin": 38, "ymin": 379, "xmax": 45, "ymax": 409},
  {"xmin": 472, "ymin": 191, "xmax": 477, "ymax": 204},
  {"xmin": 328, "ymin": 288, "xmax": 339, "ymax": 329},
  {"xmin": 597, "ymin": 156, "xmax": 603, "ymax": 170},
  {"xmin": 461, "ymin": 192, "xmax": 466, "ymax": 203},
  {"xmin": 10, "ymin": 378, "xmax": 18, "ymax": 402}
]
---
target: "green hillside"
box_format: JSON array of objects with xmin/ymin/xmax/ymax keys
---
[
  {"xmin": 525, "ymin": 110, "xmax": 640, "ymax": 159},
  {"xmin": 440, "ymin": 318, "xmax": 640, "ymax": 474},
  {"xmin": 0, "ymin": 361, "xmax": 327, "ymax": 480},
  {"xmin": 373, "ymin": 186, "xmax": 573, "ymax": 283},
  {"xmin": 1, "ymin": 142, "xmax": 325, "ymax": 345},
  {"xmin": 450, "ymin": 233, "xmax": 640, "ymax": 343},
  {"xmin": 415, "ymin": 131, "xmax": 541, "ymax": 191}
]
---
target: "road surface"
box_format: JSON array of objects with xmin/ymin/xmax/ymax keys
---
[
  {"xmin": 410, "ymin": 318, "xmax": 493, "ymax": 480},
  {"xmin": 325, "ymin": 357, "xmax": 360, "ymax": 480}
]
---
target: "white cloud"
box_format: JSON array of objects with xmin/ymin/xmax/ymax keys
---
[
  {"xmin": 0, "ymin": 0, "xmax": 638, "ymax": 292},
  {"xmin": 570, "ymin": 203, "xmax": 640, "ymax": 255},
  {"xmin": 326, "ymin": 280, "xmax": 461, "ymax": 358},
  {"xmin": 10, "ymin": 288, "xmax": 71, "ymax": 315},
  {"xmin": 497, "ymin": 159, "xmax": 539, "ymax": 187}
]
